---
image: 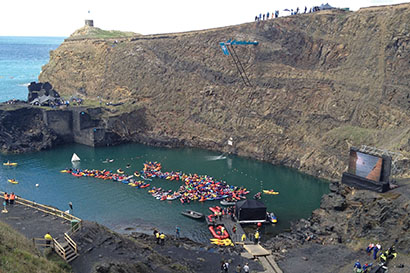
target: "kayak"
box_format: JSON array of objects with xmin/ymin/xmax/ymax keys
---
[
  {"xmin": 210, "ymin": 238, "xmax": 234, "ymax": 246},
  {"xmin": 8, "ymin": 179, "xmax": 18, "ymax": 184},
  {"xmin": 263, "ymin": 190, "xmax": 279, "ymax": 195},
  {"xmin": 3, "ymin": 161, "xmax": 17, "ymax": 166},
  {"xmin": 181, "ymin": 210, "xmax": 204, "ymax": 220}
]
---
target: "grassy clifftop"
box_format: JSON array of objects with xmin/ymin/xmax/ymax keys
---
[{"xmin": 0, "ymin": 221, "xmax": 71, "ymax": 273}]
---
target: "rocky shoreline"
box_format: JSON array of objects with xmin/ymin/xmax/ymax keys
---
[{"xmin": 265, "ymin": 179, "xmax": 410, "ymax": 272}]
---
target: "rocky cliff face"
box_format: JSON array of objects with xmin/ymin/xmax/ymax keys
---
[
  {"xmin": 39, "ymin": 4, "xmax": 410, "ymax": 180},
  {"xmin": 266, "ymin": 181, "xmax": 410, "ymax": 254}
]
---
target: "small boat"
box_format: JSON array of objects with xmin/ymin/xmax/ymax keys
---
[
  {"xmin": 8, "ymin": 179, "xmax": 18, "ymax": 184},
  {"xmin": 220, "ymin": 199, "xmax": 236, "ymax": 206},
  {"xmin": 71, "ymin": 153, "xmax": 80, "ymax": 162},
  {"xmin": 263, "ymin": 190, "xmax": 279, "ymax": 195},
  {"xmin": 181, "ymin": 210, "xmax": 204, "ymax": 220},
  {"xmin": 117, "ymin": 169, "xmax": 125, "ymax": 174},
  {"xmin": 3, "ymin": 161, "xmax": 17, "ymax": 166},
  {"xmin": 267, "ymin": 212, "xmax": 278, "ymax": 223},
  {"xmin": 209, "ymin": 225, "xmax": 229, "ymax": 239}
]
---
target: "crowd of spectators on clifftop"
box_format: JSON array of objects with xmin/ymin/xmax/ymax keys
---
[{"xmin": 254, "ymin": 4, "xmax": 334, "ymax": 21}]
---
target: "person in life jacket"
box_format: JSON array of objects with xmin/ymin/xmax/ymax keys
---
[
  {"xmin": 366, "ymin": 243, "xmax": 374, "ymax": 254},
  {"xmin": 4, "ymin": 192, "xmax": 9, "ymax": 205},
  {"xmin": 155, "ymin": 231, "xmax": 160, "ymax": 244},
  {"xmin": 254, "ymin": 230, "xmax": 260, "ymax": 244},
  {"xmin": 9, "ymin": 193, "xmax": 15, "ymax": 205},
  {"xmin": 380, "ymin": 246, "xmax": 397, "ymax": 265},
  {"xmin": 159, "ymin": 233, "xmax": 165, "ymax": 245},
  {"xmin": 362, "ymin": 263, "xmax": 372, "ymax": 273},
  {"xmin": 241, "ymin": 233, "xmax": 247, "ymax": 241},
  {"xmin": 44, "ymin": 232, "xmax": 53, "ymax": 247}
]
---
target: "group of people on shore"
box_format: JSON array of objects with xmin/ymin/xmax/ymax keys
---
[
  {"xmin": 2, "ymin": 192, "xmax": 16, "ymax": 212},
  {"xmin": 220, "ymin": 261, "xmax": 250, "ymax": 273},
  {"xmin": 153, "ymin": 229, "xmax": 166, "ymax": 245},
  {"xmin": 353, "ymin": 242, "xmax": 398, "ymax": 272}
]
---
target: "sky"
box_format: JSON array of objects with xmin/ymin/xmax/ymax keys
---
[{"xmin": 0, "ymin": 0, "xmax": 408, "ymax": 37}]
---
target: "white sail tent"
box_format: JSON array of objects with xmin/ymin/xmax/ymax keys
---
[{"xmin": 71, "ymin": 153, "xmax": 80, "ymax": 162}]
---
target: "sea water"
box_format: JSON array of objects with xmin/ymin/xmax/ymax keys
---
[
  {"xmin": 0, "ymin": 36, "xmax": 64, "ymax": 102},
  {"xmin": 0, "ymin": 37, "xmax": 329, "ymax": 242}
]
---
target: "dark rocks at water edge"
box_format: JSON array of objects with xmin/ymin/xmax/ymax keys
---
[
  {"xmin": 70, "ymin": 221, "xmax": 263, "ymax": 273},
  {"xmin": 264, "ymin": 181, "xmax": 410, "ymax": 255},
  {"xmin": 27, "ymin": 82, "xmax": 62, "ymax": 106}
]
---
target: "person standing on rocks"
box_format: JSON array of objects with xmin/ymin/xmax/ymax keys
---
[
  {"xmin": 243, "ymin": 263, "xmax": 250, "ymax": 273},
  {"xmin": 373, "ymin": 243, "xmax": 381, "ymax": 260},
  {"xmin": 366, "ymin": 243, "xmax": 374, "ymax": 255},
  {"xmin": 235, "ymin": 264, "xmax": 241, "ymax": 273},
  {"xmin": 223, "ymin": 261, "xmax": 229, "ymax": 272},
  {"xmin": 155, "ymin": 231, "xmax": 160, "ymax": 244},
  {"xmin": 175, "ymin": 226, "xmax": 180, "ymax": 239},
  {"xmin": 160, "ymin": 232, "xmax": 165, "ymax": 245},
  {"xmin": 220, "ymin": 261, "xmax": 225, "ymax": 273}
]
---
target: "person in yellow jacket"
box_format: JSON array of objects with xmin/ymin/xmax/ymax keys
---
[
  {"xmin": 155, "ymin": 231, "xmax": 160, "ymax": 244},
  {"xmin": 159, "ymin": 233, "xmax": 165, "ymax": 245},
  {"xmin": 44, "ymin": 232, "xmax": 53, "ymax": 247},
  {"xmin": 241, "ymin": 233, "xmax": 247, "ymax": 241},
  {"xmin": 254, "ymin": 230, "xmax": 260, "ymax": 244}
]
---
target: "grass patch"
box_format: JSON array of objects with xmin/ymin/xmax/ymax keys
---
[
  {"xmin": 325, "ymin": 125, "xmax": 378, "ymax": 144},
  {"xmin": 0, "ymin": 221, "xmax": 71, "ymax": 273},
  {"xmin": 69, "ymin": 26, "xmax": 136, "ymax": 40}
]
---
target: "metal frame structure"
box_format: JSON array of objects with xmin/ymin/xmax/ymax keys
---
[{"xmin": 220, "ymin": 40, "xmax": 259, "ymax": 86}]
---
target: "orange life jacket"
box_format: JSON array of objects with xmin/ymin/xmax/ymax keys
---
[
  {"xmin": 4, "ymin": 193, "xmax": 8, "ymax": 200},
  {"xmin": 10, "ymin": 194, "xmax": 15, "ymax": 200}
]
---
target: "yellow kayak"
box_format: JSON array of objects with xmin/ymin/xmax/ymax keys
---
[
  {"xmin": 8, "ymin": 179, "xmax": 18, "ymax": 184},
  {"xmin": 263, "ymin": 190, "xmax": 279, "ymax": 195},
  {"xmin": 3, "ymin": 161, "xmax": 17, "ymax": 166},
  {"xmin": 210, "ymin": 239, "xmax": 234, "ymax": 246}
]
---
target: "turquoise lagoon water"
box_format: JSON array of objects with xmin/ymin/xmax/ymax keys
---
[{"xmin": 0, "ymin": 143, "xmax": 329, "ymax": 242}]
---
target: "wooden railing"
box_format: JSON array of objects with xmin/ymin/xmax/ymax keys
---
[
  {"xmin": 53, "ymin": 239, "xmax": 66, "ymax": 260},
  {"xmin": 64, "ymin": 233, "xmax": 77, "ymax": 254},
  {"xmin": 2, "ymin": 191, "xmax": 82, "ymax": 262},
  {"xmin": 32, "ymin": 238, "xmax": 54, "ymax": 248},
  {"xmin": 0, "ymin": 191, "xmax": 81, "ymax": 222}
]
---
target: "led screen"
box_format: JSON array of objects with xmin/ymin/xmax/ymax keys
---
[{"xmin": 348, "ymin": 150, "xmax": 383, "ymax": 182}]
